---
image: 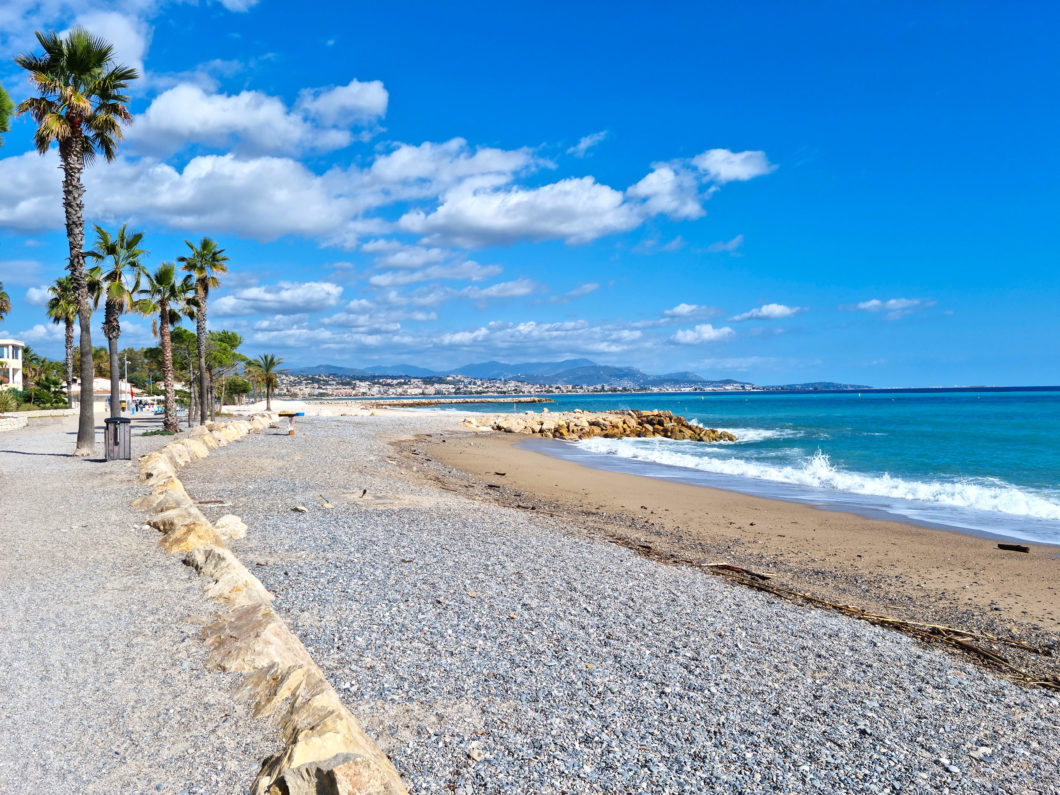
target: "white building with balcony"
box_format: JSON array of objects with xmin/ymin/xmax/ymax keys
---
[{"xmin": 0, "ymin": 338, "xmax": 24, "ymax": 390}]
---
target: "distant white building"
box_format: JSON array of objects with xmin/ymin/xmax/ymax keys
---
[{"xmin": 0, "ymin": 338, "xmax": 25, "ymax": 390}]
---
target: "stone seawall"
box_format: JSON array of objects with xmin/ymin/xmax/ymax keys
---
[
  {"xmin": 134, "ymin": 414, "xmax": 409, "ymax": 795},
  {"xmin": 464, "ymin": 409, "xmax": 738, "ymax": 442}
]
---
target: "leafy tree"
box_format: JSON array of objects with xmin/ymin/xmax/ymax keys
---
[
  {"xmin": 0, "ymin": 281, "xmax": 9, "ymax": 322},
  {"xmin": 177, "ymin": 238, "xmax": 228, "ymax": 424},
  {"xmin": 0, "ymin": 81, "xmax": 12, "ymax": 147},
  {"xmin": 206, "ymin": 329, "xmax": 244, "ymax": 410},
  {"xmin": 92, "ymin": 345, "xmax": 109, "ymax": 377},
  {"xmin": 46, "ymin": 275, "xmax": 77, "ymax": 407},
  {"xmin": 140, "ymin": 263, "xmax": 195, "ymax": 432},
  {"xmin": 85, "ymin": 223, "xmax": 148, "ymax": 418},
  {"xmin": 224, "ymin": 375, "xmax": 251, "ymax": 404},
  {"xmin": 251, "ymin": 353, "xmax": 285, "ymax": 411},
  {"xmin": 16, "ymin": 28, "xmax": 138, "ymax": 455}
]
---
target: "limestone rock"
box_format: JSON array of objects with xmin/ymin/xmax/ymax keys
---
[
  {"xmin": 147, "ymin": 505, "xmax": 211, "ymax": 534},
  {"xmin": 160, "ymin": 520, "xmax": 225, "ymax": 554},
  {"xmin": 215, "ymin": 514, "xmax": 248, "ymax": 541},
  {"xmin": 184, "ymin": 544, "xmax": 272, "ymax": 606},
  {"xmin": 466, "ymin": 409, "xmax": 737, "ymax": 444}
]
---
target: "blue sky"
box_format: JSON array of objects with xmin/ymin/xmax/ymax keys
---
[{"xmin": 0, "ymin": 1, "xmax": 1057, "ymax": 386}]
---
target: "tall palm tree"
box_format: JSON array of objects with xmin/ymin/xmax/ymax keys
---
[
  {"xmin": 16, "ymin": 29, "xmax": 138, "ymax": 455},
  {"xmin": 46, "ymin": 275, "xmax": 77, "ymax": 407},
  {"xmin": 140, "ymin": 263, "xmax": 194, "ymax": 433},
  {"xmin": 252, "ymin": 353, "xmax": 284, "ymax": 411},
  {"xmin": 85, "ymin": 224, "xmax": 147, "ymax": 418},
  {"xmin": 177, "ymin": 238, "xmax": 228, "ymax": 425},
  {"xmin": 0, "ymin": 281, "xmax": 10, "ymax": 321}
]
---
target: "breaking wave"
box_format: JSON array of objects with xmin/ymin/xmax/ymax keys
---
[{"xmin": 576, "ymin": 437, "xmax": 1060, "ymax": 522}]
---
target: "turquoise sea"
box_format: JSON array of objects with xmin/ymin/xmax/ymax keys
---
[{"xmin": 446, "ymin": 388, "xmax": 1060, "ymax": 544}]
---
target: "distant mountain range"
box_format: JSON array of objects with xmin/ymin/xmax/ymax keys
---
[{"xmin": 289, "ymin": 359, "xmax": 871, "ymax": 390}]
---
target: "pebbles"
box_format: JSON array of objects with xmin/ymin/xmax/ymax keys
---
[{"xmin": 179, "ymin": 414, "xmax": 1060, "ymax": 794}]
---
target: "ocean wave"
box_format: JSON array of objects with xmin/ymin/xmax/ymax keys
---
[
  {"xmin": 576, "ymin": 438, "xmax": 1060, "ymax": 522},
  {"xmin": 686, "ymin": 420, "xmax": 801, "ymax": 443}
]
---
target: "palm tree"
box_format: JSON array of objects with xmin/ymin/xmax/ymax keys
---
[
  {"xmin": 16, "ymin": 29, "xmax": 138, "ymax": 456},
  {"xmin": 46, "ymin": 276, "xmax": 77, "ymax": 407},
  {"xmin": 177, "ymin": 238, "xmax": 228, "ymax": 425},
  {"xmin": 0, "ymin": 281, "xmax": 10, "ymax": 321},
  {"xmin": 252, "ymin": 354, "xmax": 284, "ymax": 411},
  {"xmin": 140, "ymin": 263, "xmax": 194, "ymax": 433},
  {"xmin": 85, "ymin": 224, "xmax": 147, "ymax": 418}
]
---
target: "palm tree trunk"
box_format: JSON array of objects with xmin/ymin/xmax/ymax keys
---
[
  {"xmin": 195, "ymin": 287, "xmax": 209, "ymax": 426},
  {"xmin": 266, "ymin": 384, "xmax": 272, "ymax": 412},
  {"xmin": 105, "ymin": 303, "xmax": 121, "ymax": 419},
  {"xmin": 159, "ymin": 304, "xmax": 178, "ymax": 433},
  {"xmin": 61, "ymin": 135, "xmax": 96, "ymax": 456},
  {"xmin": 64, "ymin": 318, "xmax": 74, "ymax": 408}
]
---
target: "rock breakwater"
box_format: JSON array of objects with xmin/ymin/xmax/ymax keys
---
[{"xmin": 465, "ymin": 409, "xmax": 737, "ymax": 442}]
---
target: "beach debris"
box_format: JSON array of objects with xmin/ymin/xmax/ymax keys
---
[
  {"xmin": 469, "ymin": 409, "xmax": 738, "ymax": 442},
  {"xmin": 318, "ymin": 494, "xmax": 333, "ymax": 508},
  {"xmin": 494, "ymin": 471, "xmax": 507, "ymax": 476},
  {"xmin": 361, "ymin": 488, "xmax": 368, "ymax": 498},
  {"xmin": 707, "ymin": 563, "xmax": 774, "ymax": 581},
  {"xmin": 468, "ymin": 591, "xmax": 477, "ymax": 598},
  {"xmin": 291, "ymin": 506, "xmax": 308, "ymax": 513},
  {"xmin": 997, "ymin": 543, "xmax": 1030, "ymax": 553},
  {"xmin": 466, "ymin": 742, "xmax": 487, "ymax": 762}
]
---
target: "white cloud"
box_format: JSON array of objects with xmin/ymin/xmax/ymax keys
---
[
  {"xmin": 463, "ymin": 278, "xmax": 539, "ymax": 299},
  {"xmin": 692, "ymin": 149, "xmax": 776, "ymax": 183},
  {"xmin": 0, "ymin": 257, "xmax": 46, "ymax": 287},
  {"xmin": 212, "ymin": 281, "xmax": 343, "ymax": 316},
  {"xmin": 362, "ymin": 241, "xmax": 449, "ymax": 269},
  {"xmin": 24, "ymin": 285, "xmax": 50, "ymax": 306},
  {"xmin": 130, "ymin": 83, "xmax": 355, "ymax": 155},
  {"xmin": 672, "ymin": 324, "xmax": 735, "ymax": 344},
  {"xmin": 664, "ymin": 303, "xmax": 701, "ymax": 317},
  {"xmin": 296, "ymin": 79, "xmax": 388, "ymax": 126},
  {"xmin": 567, "ymin": 130, "xmax": 608, "ymax": 158},
  {"xmin": 854, "ymin": 297, "xmax": 936, "ymax": 320},
  {"xmin": 400, "ymin": 176, "xmax": 642, "ymax": 246},
  {"xmin": 368, "ymin": 261, "xmax": 501, "ymax": 287},
  {"xmin": 731, "ymin": 303, "xmax": 806, "ymax": 321},
  {"xmin": 627, "ymin": 165, "xmax": 706, "ymax": 220},
  {"xmin": 549, "ymin": 282, "xmax": 600, "ymax": 303},
  {"xmin": 707, "ymin": 234, "xmax": 744, "ymax": 254},
  {"xmin": 14, "ymin": 323, "xmax": 63, "ymax": 343}
]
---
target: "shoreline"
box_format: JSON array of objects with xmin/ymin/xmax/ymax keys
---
[{"xmin": 414, "ymin": 428, "xmax": 1060, "ymax": 684}]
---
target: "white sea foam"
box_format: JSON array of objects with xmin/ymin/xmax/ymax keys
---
[
  {"xmin": 577, "ymin": 438, "xmax": 1060, "ymax": 522},
  {"xmin": 687, "ymin": 419, "xmax": 800, "ymax": 442}
]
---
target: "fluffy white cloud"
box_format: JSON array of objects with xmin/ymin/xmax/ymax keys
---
[
  {"xmin": 664, "ymin": 303, "xmax": 701, "ymax": 317},
  {"xmin": 361, "ymin": 241, "xmax": 450, "ymax": 269},
  {"xmin": 692, "ymin": 149, "xmax": 776, "ymax": 183},
  {"xmin": 130, "ymin": 83, "xmax": 355, "ymax": 155},
  {"xmin": 296, "ymin": 79, "xmax": 388, "ymax": 126},
  {"xmin": 731, "ymin": 303, "xmax": 806, "ymax": 321},
  {"xmin": 463, "ymin": 278, "xmax": 539, "ymax": 299},
  {"xmin": 672, "ymin": 324, "xmax": 735, "ymax": 344},
  {"xmin": 24, "ymin": 285, "xmax": 50, "ymax": 307},
  {"xmin": 627, "ymin": 165, "xmax": 706, "ymax": 220},
  {"xmin": 212, "ymin": 281, "xmax": 343, "ymax": 316},
  {"xmin": 854, "ymin": 297, "xmax": 936, "ymax": 319},
  {"xmin": 567, "ymin": 130, "xmax": 608, "ymax": 157},
  {"xmin": 368, "ymin": 261, "xmax": 501, "ymax": 287},
  {"xmin": 400, "ymin": 176, "xmax": 642, "ymax": 246},
  {"xmin": 14, "ymin": 323, "xmax": 64, "ymax": 343}
]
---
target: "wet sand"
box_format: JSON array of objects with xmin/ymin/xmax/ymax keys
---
[{"xmin": 415, "ymin": 430, "xmax": 1060, "ymax": 682}]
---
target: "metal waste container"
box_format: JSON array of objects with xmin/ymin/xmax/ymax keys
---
[{"xmin": 104, "ymin": 417, "xmax": 132, "ymax": 460}]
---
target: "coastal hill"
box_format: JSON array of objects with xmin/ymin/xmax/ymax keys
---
[{"xmin": 291, "ymin": 360, "xmax": 870, "ymax": 390}]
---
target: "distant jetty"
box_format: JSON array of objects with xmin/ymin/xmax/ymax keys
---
[{"xmin": 465, "ymin": 409, "xmax": 737, "ymax": 442}]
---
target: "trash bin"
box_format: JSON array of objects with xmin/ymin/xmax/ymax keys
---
[{"xmin": 104, "ymin": 417, "xmax": 132, "ymax": 461}]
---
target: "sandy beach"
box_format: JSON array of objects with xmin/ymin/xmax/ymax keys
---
[{"xmin": 420, "ymin": 429, "xmax": 1060, "ymax": 678}]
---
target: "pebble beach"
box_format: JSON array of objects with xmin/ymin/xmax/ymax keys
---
[{"xmin": 173, "ymin": 411, "xmax": 1059, "ymax": 794}]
